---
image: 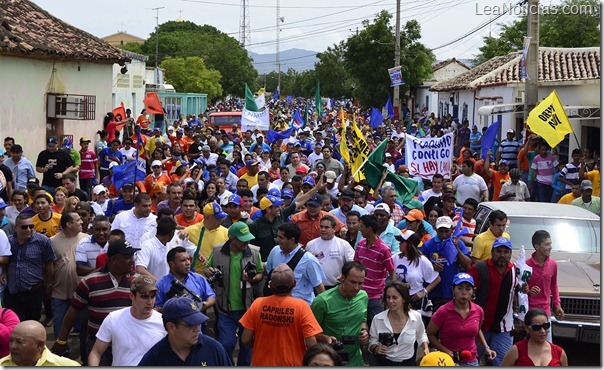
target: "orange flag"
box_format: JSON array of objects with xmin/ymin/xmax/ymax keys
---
[
  {"xmin": 112, "ymin": 102, "xmax": 128, "ymax": 131},
  {"xmin": 143, "ymin": 92, "xmax": 164, "ymax": 115}
]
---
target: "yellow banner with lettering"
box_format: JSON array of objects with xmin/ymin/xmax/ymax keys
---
[
  {"xmin": 526, "ymin": 90, "xmax": 573, "ymax": 147},
  {"xmin": 349, "ymin": 116, "xmax": 368, "ymax": 181}
]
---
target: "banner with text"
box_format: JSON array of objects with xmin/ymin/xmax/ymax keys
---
[
  {"xmin": 388, "ymin": 66, "xmax": 404, "ymax": 87},
  {"xmin": 405, "ymin": 133, "xmax": 454, "ymax": 180},
  {"xmin": 241, "ymin": 107, "xmax": 270, "ymax": 131},
  {"xmin": 349, "ymin": 121, "xmax": 369, "ymax": 181}
]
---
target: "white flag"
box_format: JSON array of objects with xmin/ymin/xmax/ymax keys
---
[
  {"xmin": 241, "ymin": 107, "xmax": 270, "ymax": 131},
  {"xmin": 255, "ymin": 94, "xmax": 265, "ymax": 109}
]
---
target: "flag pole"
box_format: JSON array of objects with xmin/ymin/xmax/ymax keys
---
[{"xmin": 351, "ymin": 156, "xmax": 372, "ymax": 180}]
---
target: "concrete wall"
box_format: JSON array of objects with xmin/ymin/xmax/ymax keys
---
[
  {"xmin": 0, "ymin": 55, "xmax": 113, "ymax": 168},
  {"xmin": 112, "ymin": 58, "xmax": 147, "ymax": 116},
  {"xmin": 433, "ymin": 63, "xmax": 470, "ymax": 82}
]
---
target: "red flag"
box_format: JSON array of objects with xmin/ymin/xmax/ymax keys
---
[
  {"xmin": 143, "ymin": 92, "xmax": 164, "ymax": 115},
  {"xmin": 112, "ymin": 102, "xmax": 128, "ymax": 131}
]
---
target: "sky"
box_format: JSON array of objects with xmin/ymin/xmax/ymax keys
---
[{"xmin": 31, "ymin": 0, "xmax": 562, "ymax": 69}]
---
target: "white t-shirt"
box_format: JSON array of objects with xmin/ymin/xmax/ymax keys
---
[
  {"xmin": 96, "ymin": 307, "xmax": 166, "ymax": 366},
  {"xmin": 305, "ymin": 236, "xmax": 355, "ymax": 286},
  {"xmin": 391, "ymin": 254, "xmax": 439, "ymax": 295},
  {"xmin": 119, "ymin": 147, "xmax": 137, "ymax": 162},
  {"xmin": 0, "ymin": 230, "xmax": 11, "ymax": 295},
  {"xmin": 452, "ymin": 173, "xmax": 488, "ymax": 205},
  {"xmin": 135, "ymin": 236, "xmax": 170, "ymax": 279},
  {"xmin": 111, "ymin": 210, "xmax": 157, "ymax": 249},
  {"xmin": 420, "ymin": 189, "xmax": 442, "ymax": 204}
]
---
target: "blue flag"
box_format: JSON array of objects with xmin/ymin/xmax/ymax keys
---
[
  {"xmin": 267, "ymin": 127, "xmax": 294, "ymax": 143},
  {"xmin": 481, "ymin": 121, "xmax": 501, "ymax": 160},
  {"xmin": 112, "ymin": 158, "xmax": 146, "ymax": 190},
  {"xmin": 370, "ymin": 108, "xmax": 384, "ymax": 129},
  {"xmin": 286, "ymin": 95, "xmax": 293, "ymax": 104},
  {"xmin": 385, "ymin": 95, "xmax": 394, "ymax": 119},
  {"xmin": 453, "ymin": 207, "xmax": 471, "ymax": 238},
  {"xmin": 292, "ymin": 108, "xmax": 305, "ymax": 130},
  {"xmin": 272, "ymin": 86, "xmax": 280, "ymax": 101}
]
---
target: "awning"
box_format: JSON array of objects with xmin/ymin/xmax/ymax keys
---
[{"xmin": 477, "ymin": 103, "xmax": 523, "ymax": 116}]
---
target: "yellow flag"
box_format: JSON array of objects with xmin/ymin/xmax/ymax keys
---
[
  {"xmin": 339, "ymin": 108, "xmax": 350, "ymax": 163},
  {"xmin": 256, "ymin": 87, "xmax": 266, "ymax": 95},
  {"xmin": 526, "ymin": 90, "xmax": 573, "ymax": 147},
  {"xmin": 349, "ymin": 115, "xmax": 368, "ymax": 181}
]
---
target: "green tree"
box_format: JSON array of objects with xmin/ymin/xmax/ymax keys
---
[
  {"xmin": 314, "ymin": 42, "xmax": 353, "ymax": 99},
  {"xmin": 116, "ymin": 42, "xmax": 144, "ymax": 54},
  {"xmin": 160, "ymin": 57, "xmax": 223, "ymax": 100}
]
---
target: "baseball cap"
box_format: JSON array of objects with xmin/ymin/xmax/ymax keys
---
[
  {"xmin": 246, "ymin": 160, "xmax": 259, "ymax": 168},
  {"xmin": 130, "ymin": 275, "xmax": 158, "ymax": 294},
  {"xmin": 306, "ymin": 193, "xmax": 322, "ymax": 207},
  {"xmin": 201, "ymin": 145, "xmax": 211, "ymax": 151},
  {"xmin": 267, "ymin": 188, "xmax": 281, "ymax": 198},
  {"xmin": 0, "ymin": 199, "xmax": 7, "ymax": 210},
  {"xmin": 93, "ymin": 185, "xmax": 107, "ymax": 195},
  {"xmin": 385, "ymin": 153, "xmax": 392, "ymax": 158},
  {"xmin": 405, "ymin": 199, "xmax": 424, "ymax": 211},
  {"xmin": 107, "ymin": 239, "xmax": 140, "ymax": 257},
  {"xmin": 498, "ymin": 159, "xmax": 510, "ymax": 166},
  {"xmin": 269, "ymin": 264, "xmax": 296, "ymax": 293},
  {"xmin": 507, "ymin": 129, "xmax": 515, "ymax": 135},
  {"xmin": 281, "ymin": 188, "xmax": 294, "ymax": 199},
  {"xmin": 225, "ymin": 194, "xmax": 242, "ymax": 206},
  {"xmin": 151, "ymin": 160, "xmax": 163, "ymax": 168},
  {"xmin": 420, "ymin": 351, "xmax": 455, "ymax": 366},
  {"xmin": 109, "ymin": 161, "xmax": 119, "ymax": 169},
  {"xmin": 162, "ymin": 297, "xmax": 209, "ymax": 325},
  {"xmin": 302, "ymin": 176, "xmax": 315, "ymax": 187},
  {"xmin": 581, "ymin": 179, "xmax": 593, "ymax": 190},
  {"xmin": 452, "ymin": 272, "xmax": 475, "ymax": 287},
  {"xmin": 176, "ymin": 128, "xmax": 184, "ymax": 134},
  {"xmin": 203, "ymin": 202, "xmax": 228, "ymax": 220},
  {"xmin": 435, "ymin": 216, "xmax": 453, "ymax": 229},
  {"xmin": 296, "ymin": 166, "xmax": 308, "ymax": 175},
  {"xmin": 394, "ymin": 230, "xmax": 421, "ymax": 246},
  {"xmin": 405, "ymin": 209, "xmax": 424, "ymax": 221},
  {"xmin": 471, "ymin": 125, "xmax": 478, "ymax": 130},
  {"xmin": 324, "ymin": 171, "xmax": 337, "ymax": 184},
  {"xmin": 442, "ymin": 193, "xmax": 456, "ymax": 202},
  {"xmin": 260, "ymin": 195, "xmax": 284, "ymax": 210},
  {"xmin": 47, "ymin": 136, "xmax": 58, "ymax": 146},
  {"xmin": 80, "ymin": 137, "xmax": 91, "ymax": 143},
  {"xmin": 293, "ymin": 142, "xmax": 301, "ymax": 147},
  {"xmin": 27, "ymin": 177, "xmax": 39, "ymax": 186},
  {"xmin": 493, "ymin": 237, "xmax": 512, "ymax": 249},
  {"xmin": 228, "ymin": 221, "xmax": 255, "ymax": 242},
  {"xmin": 340, "ymin": 189, "xmax": 355, "ymax": 200},
  {"xmin": 373, "ymin": 203, "xmax": 391, "ymax": 215}
]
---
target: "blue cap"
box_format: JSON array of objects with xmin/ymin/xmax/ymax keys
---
[
  {"xmin": 246, "ymin": 160, "xmax": 259, "ymax": 168},
  {"xmin": 226, "ymin": 194, "xmax": 242, "ymax": 206},
  {"xmin": 0, "ymin": 198, "xmax": 7, "ymax": 210},
  {"xmin": 306, "ymin": 193, "xmax": 322, "ymax": 207},
  {"xmin": 302, "ymin": 176, "xmax": 315, "ymax": 187},
  {"xmin": 62, "ymin": 137, "xmax": 73, "ymax": 149},
  {"xmin": 203, "ymin": 202, "xmax": 228, "ymax": 220},
  {"xmin": 281, "ymin": 188, "xmax": 294, "ymax": 199},
  {"xmin": 452, "ymin": 272, "xmax": 475, "ymax": 287},
  {"xmin": 493, "ymin": 237, "xmax": 512, "ymax": 249},
  {"xmin": 267, "ymin": 188, "xmax": 281, "ymax": 198},
  {"xmin": 162, "ymin": 297, "xmax": 209, "ymax": 325}
]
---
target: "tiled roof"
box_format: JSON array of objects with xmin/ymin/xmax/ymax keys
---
[
  {"xmin": 432, "ymin": 58, "xmax": 472, "ymax": 73},
  {"xmin": 0, "ymin": 0, "xmax": 129, "ymax": 64},
  {"xmin": 430, "ymin": 47, "xmax": 600, "ymax": 92}
]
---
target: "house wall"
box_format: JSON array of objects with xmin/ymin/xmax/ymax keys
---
[
  {"xmin": 112, "ymin": 58, "xmax": 147, "ymax": 116},
  {"xmin": 0, "ymin": 55, "xmax": 113, "ymax": 168},
  {"xmin": 433, "ymin": 63, "xmax": 470, "ymax": 82}
]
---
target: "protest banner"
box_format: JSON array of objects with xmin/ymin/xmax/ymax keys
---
[
  {"xmin": 348, "ymin": 120, "xmax": 369, "ymax": 181},
  {"xmin": 241, "ymin": 107, "xmax": 270, "ymax": 131},
  {"xmin": 405, "ymin": 133, "xmax": 454, "ymax": 180},
  {"xmin": 388, "ymin": 66, "xmax": 404, "ymax": 86}
]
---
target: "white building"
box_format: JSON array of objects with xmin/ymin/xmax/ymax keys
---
[
  {"xmin": 430, "ymin": 47, "xmax": 600, "ymax": 160},
  {"xmin": 111, "ymin": 50, "xmax": 148, "ymax": 117},
  {"xmin": 415, "ymin": 58, "xmax": 471, "ymax": 116}
]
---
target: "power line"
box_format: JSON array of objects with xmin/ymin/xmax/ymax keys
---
[{"xmin": 181, "ymin": 0, "xmax": 388, "ymax": 9}]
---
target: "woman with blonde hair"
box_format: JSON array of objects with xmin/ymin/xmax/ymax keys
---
[
  {"xmin": 63, "ymin": 195, "xmax": 80, "ymax": 213},
  {"xmin": 50, "ymin": 186, "xmax": 68, "ymax": 213}
]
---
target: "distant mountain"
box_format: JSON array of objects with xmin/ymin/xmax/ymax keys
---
[{"xmin": 249, "ymin": 48, "xmax": 319, "ymax": 74}]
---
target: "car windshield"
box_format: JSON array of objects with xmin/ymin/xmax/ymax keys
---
[
  {"xmin": 506, "ymin": 216, "xmax": 600, "ymax": 254},
  {"xmin": 211, "ymin": 116, "xmax": 241, "ymax": 125}
]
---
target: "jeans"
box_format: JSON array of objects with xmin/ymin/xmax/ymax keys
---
[
  {"xmin": 367, "ymin": 298, "xmax": 384, "ymax": 330},
  {"xmin": 479, "ymin": 331, "xmax": 513, "ymax": 366},
  {"xmin": 459, "ymin": 359, "xmax": 479, "ymax": 366},
  {"xmin": 4, "ymin": 286, "xmax": 44, "ymax": 321},
  {"xmin": 216, "ymin": 310, "xmax": 251, "ymax": 366},
  {"xmin": 79, "ymin": 178, "xmax": 94, "ymax": 200},
  {"xmin": 51, "ymin": 298, "xmax": 71, "ymax": 341},
  {"xmin": 537, "ymin": 182, "xmax": 553, "ymax": 203}
]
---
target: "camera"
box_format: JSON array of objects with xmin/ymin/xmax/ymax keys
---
[
  {"xmin": 207, "ymin": 268, "xmax": 224, "ymax": 286},
  {"xmin": 330, "ymin": 341, "xmax": 349, "ymax": 365},
  {"xmin": 378, "ymin": 332, "xmax": 397, "ymax": 347},
  {"xmin": 243, "ymin": 261, "xmax": 257, "ymax": 279},
  {"xmin": 167, "ymin": 278, "xmax": 203, "ymax": 304},
  {"xmin": 341, "ymin": 335, "xmax": 356, "ymax": 345}
]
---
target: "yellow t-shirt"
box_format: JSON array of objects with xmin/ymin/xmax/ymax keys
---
[
  {"xmin": 32, "ymin": 212, "xmax": 62, "ymax": 237},
  {"xmin": 239, "ymin": 172, "xmax": 258, "ymax": 189},
  {"xmin": 557, "ymin": 192, "xmax": 579, "ymax": 205},
  {"xmin": 185, "ymin": 221, "xmax": 229, "ymax": 273},
  {"xmin": 587, "ymin": 170, "xmax": 600, "ymax": 197},
  {"xmin": 471, "ymin": 229, "xmax": 511, "ymax": 261},
  {"xmin": 0, "ymin": 346, "xmax": 80, "ymax": 366}
]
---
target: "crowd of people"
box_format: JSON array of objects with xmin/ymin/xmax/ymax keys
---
[{"xmin": 0, "ymin": 96, "xmax": 593, "ymax": 366}]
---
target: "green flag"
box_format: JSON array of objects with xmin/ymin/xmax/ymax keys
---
[
  {"xmin": 315, "ymin": 81, "xmax": 323, "ymax": 117},
  {"xmin": 303, "ymin": 100, "xmax": 309, "ymax": 126},
  {"xmin": 363, "ymin": 139, "xmax": 418, "ymax": 205},
  {"xmin": 245, "ymin": 83, "xmax": 259, "ymax": 112}
]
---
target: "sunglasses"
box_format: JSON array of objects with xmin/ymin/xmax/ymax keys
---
[
  {"xmin": 21, "ymin": 224, "xmax": 35, "ymax": 230},
  {"xmin": 529, "ymin": 322, "xmax": 551, "ymax": 331}
]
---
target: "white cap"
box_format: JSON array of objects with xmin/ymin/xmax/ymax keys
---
[
  {"xmin": 373, "ymin": 203, "xmax": 391, "ymax": 215},
  {"xmin": 109, "ymin": 161, "xmax": 119, "ymax": 169},
  {"xmin": 151, "ymin": 160, "xmax": 163, "ymax": 167},
  {"xmin": 435, "ymin": 216, "xmax": 453, "ymax": 229},
  {"xmin": 325, "ymin": 170, "xmax": 337, "ymax": 183},
  {"xmin": 93, "ymin": 185, "xmax": 107, "ymax": 195}
]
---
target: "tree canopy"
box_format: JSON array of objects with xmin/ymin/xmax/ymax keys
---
[{"xmin": 160, "ymin": 57, "xmax": 223, "ymax": 100}]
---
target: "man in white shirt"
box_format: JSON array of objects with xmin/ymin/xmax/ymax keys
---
[
  {"xmin": 88, "ymin": 275, "xmax": 167, "ymax": 366},
  {"xmin": 421, "ymin": 174, "xmax": 444, "ymax": 204},
  {"xmin": 307, "ymin": 143, "xmax": 323, "ymax": 167},
  {"xmin": 250, "ymin": 171, "xmax": 279, "ymax": 199},
  {"xmin": 136, "ymin": 217, "xmax": 177, "ymax": 280},
  {"xmin": 75, "ymin": 215, "xmax": 110, "ymax": 276},
  {"xmin": 111, "ymin": 193, "xmax": 157, "ymax": 249},
  {"xmin": 305, "ymin": 215, "xmax": 355, "ymax": 290},
  {"xmin": 452, "ymin": 160, "xmax": 489, "ymax": 205}
]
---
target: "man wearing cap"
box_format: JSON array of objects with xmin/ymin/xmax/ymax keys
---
[
  {"xmin": 470, "ymin": 125, "xmax": 482, "ymax": 154},
  {"xmin": 240, "ymin": 263, "xmax": 323, "ymax": 366},
  {"xmin": 250, "ymin": 135, "xmax": 271, "ymax": 154},
  {"xmin": 500, "ymin": 168, "xmax": 530, "ymax": 202},
  {"xmin": 4, "ymin": 144, "xmax": 35, "ymax": 192},
  {"xmin": 472, "ymin": 210, "xmax": 510, "ymax": 263},
  {"xmin": 240, "ymin": 160, "xmax": 260, "ymax": 189},
  {"xmin": 296, "ymin": 132, "xmax": 313, "ymax": 156},
  {"xmin": 467, "ymin": 237, "xmax": 527, "ymax": 366},
  {"xmin": 35, "ymin": 136, "xmax": 76, "ymax": 194},
  {"xmin": 51, "ymin": 239, "xmax": 139, "ymax": 363},
  {"xmin": 78, "ymin": 137, "xmax": 98, "ymax": 199},
  {"xmin": 104, "ymin": 182, "xmax": 135, "ymax": 220},
  {"xmin": 88, "ymin": 275, "xmax": 166, "ymax": 366},
  {"xmin": 111, "ymin": 193, "xmax": 157, "ymax": 249},
  {"xmin": 497, "ymin": 129, "xmax": 521, "ymax": 169},
  {"xmin": 185, "ymin": 202, "xmax": 229, "ymax": 273},
  {"xmin": 330, "ymin": 189, "xmax": 369, "ymax": 224},
  {"xmin": 571, "ymin": 179, "xmax": 600, "ymax": 215},
  {"xmin": 138, "ymin": 297, "xmax": 232, "ymax": 366},
  {"xmin": 60, "ymin": 137, "xmax": 81, "ymax": 178},
  {"xmin": 187, "ymin": 135, "xmax": 205, "ymax": 163},
  {"xmin": 421, "ymin": 216, "xmax": 471, "ymax": 312},
  {"xmin": 483, "ymin": 149, "xmax": 510, "ymax": 201},
  {"xmin": 204, "ymin": 222, "xmax": 263, "ymax": 366},
  {"xmin": 372, "ymin": 202, "xmax": 404, "ymax": 254},
  {"xmin": 144, "ymin": 160, "xmax": 171, "ymax": 199},
  {"xmin": 221, "ymin": 194, "xmax": 251, "ymax": 228}
]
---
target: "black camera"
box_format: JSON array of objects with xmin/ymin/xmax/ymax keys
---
[
  {"xmin": 341, "ymin": 335, "xmax": 356, "ymax": 345},
  {"xmin": 207, "ymin": 269, "xmax": 224, "ymax": 286},
  {"xmin": 330, "ymin": 341, "xmax": 349, "ymax": 365},
  {"xmin": 378, "ymin": 332, "xmax": 397, "ymax": 347},
  {"xmin": 243, "ymin": 261, "xmax": 257, "ymax": 279},
  {"xmin": 167, "ymin": 278, "xmax": 203, "ymax": 304}
]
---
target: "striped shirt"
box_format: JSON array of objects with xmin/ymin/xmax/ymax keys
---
[
  {"xmin": 354, "ymin": 237, "xmax": 394, "ymax": 300},
  {"xmin": 499, "ymin": 139, "xmax": 522, "ymax": 166},
  {"xmin": 79, "ymin": 150, "xmax": 97, "ymax": 180},
  {"xmin": 75, "ymin": 235, "xmax": 106, "ymax": 269},
  {"xmin": 559, "ymin": 162, "xmax": 580, "ymax": 190},
  {"xmin": 70, "ymin": 264, "xmax": 134, "ymax": 335},
  {"xmin": 531, "ymin": 154, "xmax": 559, "ymax": 185},
  {"xmin": 452, "ymin": 214, "xmax": 476, "ymax": 238}
]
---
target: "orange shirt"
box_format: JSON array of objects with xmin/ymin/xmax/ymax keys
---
[
  {"xmin": 109, "ymin": 180, "xmax": 146, "ymax": 198},
  {"xmin": 175, "ymin": 213, "xmax": 204, "ymax": 227},
  {"xmin": 289, "ymin": 210, "xmax": 345, "ymax": 247},
  {"xmin": 239, "ymin": 295, "xmax": 323, "ymax": 366},
  {"xmin": 490, "ymin": 171, "xmax": 510, "ymax": 201},
  {"xmin": 517, "ymin": 147, "xmax": 530, "ymax": 172},
  {"xmin": 172, "ymin": 138, "xmax": 189, "ymax": 153},
  {"xmin": 144, "ymin": 173, "xmax": 171, "ymax": 198}
]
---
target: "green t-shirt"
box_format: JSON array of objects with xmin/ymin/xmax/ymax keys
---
[{"xmin": 311, "ymin": 287, "xmax": 368, "ymax": 366}]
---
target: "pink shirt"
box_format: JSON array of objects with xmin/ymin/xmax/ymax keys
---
[
  {"xmin": 431, "ymin": 300, "xmax": 484, "ymax": 363},
  {"xmin": 526, "ymin": 252, "xmax": 560, "ymax": 316},
  {"xmin": 531, "ymin": 154, "xmax": 559, "ymax": 185},
  {"xmin": 354, "ymin": 237, "xmax": 394, "ymax": 300},
  {"xmin": 79, "ymin": 150, "xmax": 97, "ymax": 179}
]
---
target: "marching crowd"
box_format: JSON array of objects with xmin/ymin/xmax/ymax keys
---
[{"xmin": 0, "ymin": 97, "xmax": 595, "ymax": 366}]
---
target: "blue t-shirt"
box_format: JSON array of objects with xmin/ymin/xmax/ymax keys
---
[
  {"xmin": 98, "ymin": 147, "xmax": 123, "ymax": 171},
  {"xmin": 105, "ymin": 199, "xmax": 133, "ymax": 218},
  {"xmin": 155, "ymin": 272, "xmax": 216, "ymax": 308},
  {"xmin": 421, "ymin": 236, "xmax": 470, "ymax": 300},
  {"xmin": 138, "ymin": 333, "xmax": 233, "ymax": 366}
]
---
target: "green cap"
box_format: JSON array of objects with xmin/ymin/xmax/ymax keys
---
[
  {"xmin": 228, "ymin": 221, "xmax": 255, "ymax": 242},
  {"xmin": 404, "ymin": 199, "xmax": 424, "ymax": 211}
]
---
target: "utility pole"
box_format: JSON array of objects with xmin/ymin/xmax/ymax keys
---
[
  {"xmin": 524, "ymin": 0, "xmax": 539, "ymax": 123},
  {"xmin": 276, "ymin": 0, "xmax": 281, "ymax": 93},
  {"xmin": 152, "ymin": 7, "xmax": 164, "ymax": 86},
  {"xmin": 393, "ymin": 0, "xmax": 401, "ymax": 121}
]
